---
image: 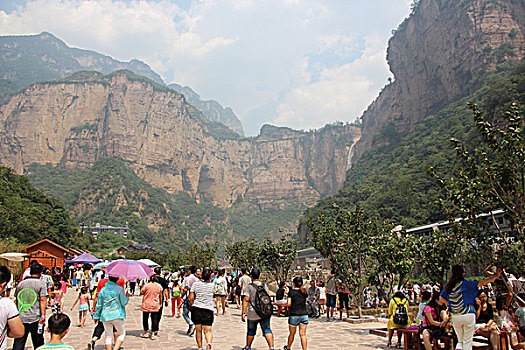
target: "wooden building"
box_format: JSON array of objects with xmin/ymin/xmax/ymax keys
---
[{"xmin": 20, "ymin": 239, "xmax": 72, "ymax": 271}]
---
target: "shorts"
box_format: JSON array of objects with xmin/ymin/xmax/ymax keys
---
[
  {"xmin": 190, "ymin": 307, "xmax": 214, "ymax": 326},
  {"xmin": 247, "ymin": 318, "xmax": 272, "ymax": 337},
  {"xmin": 214, "ymin": 294, "xmax": 226, "ymax": 298},
  {"xmin": 422, "ymin": 326, "xmax": 447, "ymax": 339},
  {"xmin": 326, "ymin": 294, "xmax": 337, "ymax": 308},
  {"xmin": 79, "ymin": 304, "xmax": 89, "ymax": 312},
  {"xmin": 319, "ymin": 298, "xmax": 326, "ymax": 305},
  {"xmin": 288, "ymin": 315, "xmax": 309, "ymax": 326}
]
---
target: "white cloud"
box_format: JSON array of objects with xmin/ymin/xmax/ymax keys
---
[
  {"xmin": 0, "ymin": 0, "xmax": 412, "ymax": 135},
  {"xmin": 273, "ymin": 35, "xmax": 391, "ymax": 130}
]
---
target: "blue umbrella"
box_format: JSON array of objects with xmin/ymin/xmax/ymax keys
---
[{"xmin": 93, "ymin": 261, "xmax": 110, "ymax": 270}]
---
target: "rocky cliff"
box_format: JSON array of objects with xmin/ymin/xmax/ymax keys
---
[
  {"xmin": 168, "ymin": 83, "xmax": 244, "ymax": 136},
  {"xmin": 353, "ymin": 0, "xmax": 525, "ymax": 162},
  {"xmin": 0, "ymin": 32, "xmax": 245, "ymax": 136},
  {"xmin": 0, "ymin": 71, "xmax": 360, "ymax": 211}
]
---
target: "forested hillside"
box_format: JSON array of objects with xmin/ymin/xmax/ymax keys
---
[
  {"xmin": 300, "ymin": 61, "xmax": 525, "ymax": 241},
  {"xmin": 27, "ymin": 158, "xmax": 304, "ymax": 251},
  {"xmin": 0, "ymin": 166, "xmax": 80, "ymax": 247}
]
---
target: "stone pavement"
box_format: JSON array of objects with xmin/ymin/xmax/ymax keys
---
[{"xmin": 8, "ymin": 289, "xmax": 389, "ymax": 350}]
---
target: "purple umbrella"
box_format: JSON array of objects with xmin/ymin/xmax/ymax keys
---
[{"xmin": 105, "ymin": 260, "xmax": 154, "ymax": 279}]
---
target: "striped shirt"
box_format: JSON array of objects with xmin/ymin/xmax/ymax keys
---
[
  {"xmin": 441, "ymin": 280, "xmax": 479, "ymax": 315},
  {"xmin": 191, "ymin": 281, "xmax": 215, "ymax": 311}
]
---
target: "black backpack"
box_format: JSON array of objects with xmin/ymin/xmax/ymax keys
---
[
  {"xmin": 249, "ymin": 283, "xmax": 273, "ymax": 320},
  {"xmin": 393, "ymin": 298, "xmax": 409, "ymax": 325}
]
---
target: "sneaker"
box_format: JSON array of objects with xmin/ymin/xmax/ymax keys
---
[
  {"xmin": 223, "ymin": 310, "xmax": 226, "ymax": 314},
  {"xmin": 87, "ymin": 341, "xmax": 95, "ymax": 350},
  {"xmin": 189, "ymin": 325, "xmax": 195, "ymax": 336},
  {"xmin": 207, "ymin": 343, "xmax": 212, "ymax": 349},
  {"xmin": 283, "ymin": 347, "xmax": 290, "ymax": 350},
  {"xmin": 186, "ymin": 326, "xmax": 192, "ymax": 335}
]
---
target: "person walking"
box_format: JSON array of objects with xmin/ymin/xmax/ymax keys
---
[
  {"xmin": 0, "ymin": 266, "xmax": 24, "ymax": 350},
  {"xmin": 93, "ymin": 276, "xmax": 130, "ymax": 350},
  {"xmin": 213, "ymin": 269, "xmax": 228, "ymax": 315},
  {"xmin": 70, "ymin": 287, "xmax": 90, "ymax": 327},
  {"xmin": 169, "ymin": 279, "xmax": 182, "ymax": 317},
  {"xmin": 241, "ymin": 268, "xmax": 275, "ymax": 350},
  {"xmin": 189, "ymin": 268, "xmax": 215, "ymax": 350},
  {"xmin": 152, "ymin": 267, "xmax": 169, "ymax": 334},
  {"xmin": 325, "ymin": 271, "xmax": 337, "ymax": 321},
  {"xmin": 283, "ymin": 276, "xmax": 308, "ymax": 350},
  {"xmin": 140, "ymin": 276, "xmax": 163, "ymax": 340},
  {"xmin": 182, "ymin": 266, "xmax": 200, "ymax": 336},
  {"xmin": 13, "ymin": 263, "xmax": 48, "ymax": 350},
  {"xmin": 439, "ymin": 265, "xmax": 501, "ymax": 350},
  {"xmin": 87, "ymin": 276, "xmax": 125, "ymax": 350}
]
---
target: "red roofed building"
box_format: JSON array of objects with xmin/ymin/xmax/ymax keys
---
[{"xmin": 20, "ymin": 239, "xmax": 72, "ymax": 271}]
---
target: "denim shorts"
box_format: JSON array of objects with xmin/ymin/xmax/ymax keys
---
[
  {"xmin": 288, "ymin": 315, "xmax": 309, "ymax": 327},
  {"xmin": 326, "ymin": 294, "xmax": 337, "ymax": 308},
  {"xmin": 247, "ymin": 318, "xmax": 272, "ymax": 337}
]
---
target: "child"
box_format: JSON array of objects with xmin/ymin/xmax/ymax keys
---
[
  {"xmin": 416, "ymin": 290, "xmax": 432, "ymax": 324},
  {"xmin": 71, "ymin": 287, "xmax": 90, "ymax": 327},
  {"xmin": 170, "ymin": 279, "xmax": 182, "ymax": 317},
  {"xmin": 51, "ymin": 282, "xmax": 64, "ymax": 313},
  {"xmin": 36, "ymin": 313, "xmax": 74, "ymax": 350}
]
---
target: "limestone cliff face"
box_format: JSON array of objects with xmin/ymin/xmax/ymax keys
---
[
  {"xmin": 0, "ymin": 72, "xmax": 360, "ymax": 210},
  {"xmin": 168, "ymin": 83, "xmax": 245, "ymax": 136},
  {"xmin": 353, "ymin": 0, "xmax": 525, "ymax": 161}
]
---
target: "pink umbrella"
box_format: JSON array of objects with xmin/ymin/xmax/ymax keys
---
[{"xmin": 105, "ymin": 260, "xmax": 154, "ymax": 279}]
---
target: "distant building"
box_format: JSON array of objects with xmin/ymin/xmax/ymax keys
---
[
  {"xmin": 116, "ymin": 244, "xmax": 158, "ymax": 255},
  {"xmin": 405, "ymin": 209, "xmax": 511, "ymax": 237},
  {"xmin": 294, "ymin": 247, "xmax": 330, "ymax": 270},
  {"xmin": 82, "ymin": 223, "xmax": 130, "ymax": 239}
]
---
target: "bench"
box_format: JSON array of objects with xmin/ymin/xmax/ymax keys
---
[{"xmin": 273, "ymin": 302, "xmax": 289, "ymax": 316}]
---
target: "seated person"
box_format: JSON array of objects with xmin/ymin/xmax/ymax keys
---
[
  {"xmin": 475, "ymin": 289, "xmax": 501, "ymax": 350},
  {"xmin": 416, "ymin": 290, "xmax": 432, "ymax": 324},
  {"xmin": 275, "ymin": 281, "xmax": 288, "ymax": 316},
  {"xmin": 421, "ymin": 292, "xmax": 449, "ymax": 350},
  {"xmin": 275, "ymin": 282, "xmax": 288, "ymax": 305}
]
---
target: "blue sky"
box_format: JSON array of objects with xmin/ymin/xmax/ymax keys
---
[{"xmin": 0, "ymin": 0, "xmax": 412, "ymax": 135}]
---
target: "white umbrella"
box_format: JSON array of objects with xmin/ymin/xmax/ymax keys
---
[
  {"xmin": 0, "ymin": 253, "xmax": 28, "ymax": 262},
  {"xmin": 137, "ymin": 258, "xmax": 160, "ymax": 268}
]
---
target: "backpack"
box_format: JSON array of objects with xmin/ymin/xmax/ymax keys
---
[
  {"xmin": 393, "ymin": 298, "xmax": 409, "ymax": 325},
  {"xmin": 249, "ymin": 283, "xmax": 273, "ymax": 320}
]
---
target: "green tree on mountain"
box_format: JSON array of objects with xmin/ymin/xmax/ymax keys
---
[{"xmin": 0, "ymin": 166, "xmax": 80, "ymax": 246}]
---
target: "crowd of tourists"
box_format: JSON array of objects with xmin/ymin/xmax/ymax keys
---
[
  {"xmin": 2, "ymin": 259, "xmax": 525, "ymax": 350},
  {"xmin": 385, "ymin": 264, "xmax": 525, "ymax": 350}
]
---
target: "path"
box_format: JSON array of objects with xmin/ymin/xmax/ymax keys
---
[{"xmin": 7, "ymin": 288, "xmax": 388, "ymax": 350}]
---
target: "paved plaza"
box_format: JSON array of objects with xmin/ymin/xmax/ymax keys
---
[{"xmin": 8, "ymin": 289, "xmax": 389, "ymax": 350}]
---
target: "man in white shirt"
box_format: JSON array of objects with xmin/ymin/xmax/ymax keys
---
[{"xmin": 0, "ymin": 266, "xmax": 24, "ymax": 350}]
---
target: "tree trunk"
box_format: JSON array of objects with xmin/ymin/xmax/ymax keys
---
[{"xmin": 358, "ymin": 252, "xmax": 363, "ymax": 318}]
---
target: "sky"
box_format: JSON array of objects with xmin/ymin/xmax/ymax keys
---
[{"xmin": 0, "ymin": 0, "xmax": 412, "ymax": 136}]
